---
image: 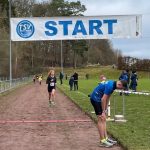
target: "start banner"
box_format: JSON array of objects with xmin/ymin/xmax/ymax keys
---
[{"xmin": 10, "ymin": 15, "xmax": 142, "ymax": 41}]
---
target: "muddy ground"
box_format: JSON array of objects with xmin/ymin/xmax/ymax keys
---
[{"xmin": 0, "ymin": 82, "xmax": 123, "ymax": 150}]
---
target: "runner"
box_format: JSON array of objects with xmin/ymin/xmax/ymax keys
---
[
  {"xmin": 46, "ymin": 70, "xmax": 57, "ymax": 106},
  {"xmin": 38, "ymin": 75, "xmax": 42, "ymax": 85},
  {"xmin": 33, "ymin": 75, "xmax": 36, "ymax": 83},
  {"xmin": 90, "ymin": 79, "xmax": 127, "ymax": 148}
]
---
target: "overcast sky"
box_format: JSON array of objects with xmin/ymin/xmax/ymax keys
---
[
  {"xmin": 68, "ymin": 0, "xmax": 150, "ymax": 59},
  {"xmin": 40, "ymin": 0, "xmax": 150, "ymax": 59}
]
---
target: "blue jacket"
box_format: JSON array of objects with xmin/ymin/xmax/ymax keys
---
[
  {"xmin": 119, "ymin": 72, "xmax": 128, "ymax": 82},
  {"xmin": 131, "ymin": 73, "xmax": 138, "ymax": 85},
  {"xmin": 69, "ymin": 77, "xmax": 74, "ymax": 86}
]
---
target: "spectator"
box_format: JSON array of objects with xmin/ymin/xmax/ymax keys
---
[
  {"xmin": 126, "ymin": 69, "xmax": 130, "ymax": 85},
  {"xmin": 130, "ymin": 70, "xmax": 138, "ymax": 92},
  {"xmin": 85, "ymin": 73, "xmax": 89, "ymax": 80},
  {"xmin": 65, "ymin": 74, "xmax": 68, "ymax": 80},
  {"xmin": 119, "ymin": 70, "xmax": 128, "ymax": 82},
  {"xmin": 59, "ymin": 72, "xmax": 64, "ymax": 85},
  {"xmin": 119, "ymin": 70, "xmax": 129, "ymax": 95},
  {"xmin": 73, "ymin": 72, "xmax": 78, "ymax": 90},
  {"xmin": 69, "ymin": 76, "xmax": 74, "ymax": 91}
]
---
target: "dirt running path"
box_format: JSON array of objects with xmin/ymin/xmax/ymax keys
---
[{"xmin": 0, "ymin": 82, "xmax": 122, "ymax": 150}]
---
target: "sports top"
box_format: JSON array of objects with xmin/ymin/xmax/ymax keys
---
[
  {"xmin": 46, "ymin": 76, "xmax": 57, "ymax": 87},
  {"xmin": 90, "ymin": 80, "xmax": 116, "ymax": 102}
]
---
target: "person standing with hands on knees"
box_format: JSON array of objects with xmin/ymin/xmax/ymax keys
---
[
  {"xmin": 90, "ymin": 79, "xmax": 127, "ymax": 148},
  {"xmin": 46, "ymin": 70, "xmax": 57, "ymax": 106}
]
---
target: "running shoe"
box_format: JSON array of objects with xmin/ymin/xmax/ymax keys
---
[
  {"xmin": 51, "ymin": 101, "xmax": 55, "ymax": 105},
  {"xmin": 99, "ymin": 139, "xmax": 113, "ymax": 148},
  {"xmin": 107, "ymin": 138, "xmax": 117, "ymax": 145},
  {"xmin": 49, "ymin": 100, "xmax": 52, "ymax": 106}
]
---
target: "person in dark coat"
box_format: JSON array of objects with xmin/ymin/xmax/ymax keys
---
[
  {"xmin": 69, "ymin": 76, "xmax": 74, "ymax": 91},
  {"xmin": 119, "ymin": 70, "xmax": 129, "ymax": 95},
  {"xmin": 126, "ymin": 69, "xmax": 130, "ymax": 85},
  {"xmin": 59, "ymin": 72, "xmax": 64, "ymax": 85},
  {"xmin": 73, "ymin": 72, "xmax": 78, "ymax": 91},
  {"xmin": 130, "ymin": 70, "xmax": 138, "ymax": 91}
]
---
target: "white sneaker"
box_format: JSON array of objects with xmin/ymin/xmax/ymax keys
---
[
  {"xmin": 107, "ymin": 138, "xmax": 117, "ymax": 145},
  {"xmin": 99, "ymin": 139, "xmax": 113, "ymax": 148},
  {"xmin": 51, "ymin": 101, "xmax": 55, "ymax": 105},
  {"xmin": 49, "ymin": 100, "xmax": 52, "ymax": 106}
]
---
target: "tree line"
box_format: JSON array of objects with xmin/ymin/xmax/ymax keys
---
[
  {"xmin": 0, "ymin": 0, "xmax": 117, "ymax": 78},
  {"xmin": 118, "ymin": 56, "xmax": 150, "ymax": 71}
]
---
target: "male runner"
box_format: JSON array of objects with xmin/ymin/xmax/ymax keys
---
[{"xmin": 90, "ymin": 80, "xmax": 127, "ymax": 147}]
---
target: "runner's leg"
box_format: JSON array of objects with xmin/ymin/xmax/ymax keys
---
[
  {"xmin": 51, "ymin": 89, "xmax": 56, "ymax": 105},
  {"xmin": 48, "ymin": 87, "xmax": 52, "ymax": 106},
  {"xmin": 97, "ymin": 115, "xmax": 105, "ymax": 140}
]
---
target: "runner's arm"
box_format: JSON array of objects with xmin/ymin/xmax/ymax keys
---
[
  {"xmin": 46, "ymin": 77, "xmax": 49, "ymax": 84},
  {"xmin": 106, "ymin": 95, "xmax": 111, "ymax": 110},
  {"xmin": 55, "ymin": 77, "xmax": 57, "ymax": 84}
]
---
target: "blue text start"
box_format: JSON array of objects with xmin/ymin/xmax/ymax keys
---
[{"xmin": 45, "ymin": 19, "xmax": 117, "ymax": 36}]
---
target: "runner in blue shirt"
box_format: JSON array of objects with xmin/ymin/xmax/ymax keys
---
[{"xmin": 90, "ymin": 80, "xmax": 127, "ymax": 148}]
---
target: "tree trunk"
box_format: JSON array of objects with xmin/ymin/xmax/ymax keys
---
[{"xmin": 73, "ymin": 50, "xmax": 77, "ymax": 69}]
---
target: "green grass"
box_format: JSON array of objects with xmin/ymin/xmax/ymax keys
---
[
  {"xmin": 55, "ymin": 66, "xmax": 150, "ymax": 79},
  {"xmin": 57, "ymin": 67, "xmax": 150, "ymax": 150}
]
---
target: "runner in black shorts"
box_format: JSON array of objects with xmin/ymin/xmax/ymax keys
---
[
  {"xmin": 90, "ymin": 80, "xmax": 127, "ymax": 147},
  {"xmin": 91, "ymin": 100, "xmax": 102, "ymax": 115},
  {"xmin": 46, "ymin": 70, "xmax": 57, "ymax": 106}
]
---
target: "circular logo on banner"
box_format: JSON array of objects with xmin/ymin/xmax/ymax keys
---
[{"xmin": 16, "ymin": 20, "xmax": 35, "ymax": 38}]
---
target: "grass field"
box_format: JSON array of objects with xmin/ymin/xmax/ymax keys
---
[{"xmin": 57, "ymin": 67, "xmax": 150, "ymax": 150}]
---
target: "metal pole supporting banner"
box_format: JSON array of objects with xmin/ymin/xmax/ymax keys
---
[
  {"xmin": 60, "ymin": 40, "xmax": 63, "ymax": 73},
  {"xmin": 9, "ymin": 0, "xmax": 12, "ymax": 86}
]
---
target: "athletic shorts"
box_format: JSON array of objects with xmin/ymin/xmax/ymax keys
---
[
  {"xmin": 48, "ymin": 86, "xmax": 55, "ymax": 93},
  {"xmin": 90, "ymin": 99, "xmax": 102, "ymax": 115}
]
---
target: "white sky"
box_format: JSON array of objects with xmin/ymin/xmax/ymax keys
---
[{"xmin": 39, "ymin": 0, "xmax": 150, "ymax": 59}]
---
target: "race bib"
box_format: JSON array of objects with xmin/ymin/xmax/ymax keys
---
[{"xmin": 50, "ymin": 83, "xmax": 55, "ymax": 86}]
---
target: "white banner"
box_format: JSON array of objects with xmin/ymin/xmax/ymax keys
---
[{"xmin": 11, "ymin": 15, "xmax": 142, "ymax": 41}]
